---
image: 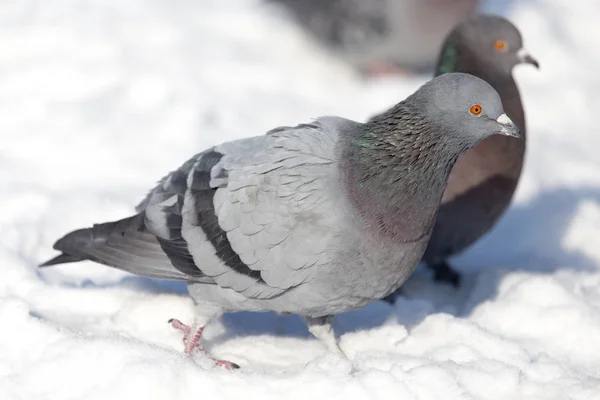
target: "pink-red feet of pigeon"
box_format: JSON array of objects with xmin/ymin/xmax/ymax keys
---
[{"xmin": 168, "ymin": 318, "xmax": 239, "ymax": 370}]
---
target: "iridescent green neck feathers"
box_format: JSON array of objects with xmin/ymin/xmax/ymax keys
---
[{"xmin": 436, "ymin": 39, "xmax": 458, "ymax": 76}]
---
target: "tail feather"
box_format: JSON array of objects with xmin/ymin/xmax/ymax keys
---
[
  {"xmin": 39, "ymin": 214, "xmax": 210, "ymax": 282},
  {"xmin": 40, "ymin": 253, "xmax": 84, "ymax": 267}
]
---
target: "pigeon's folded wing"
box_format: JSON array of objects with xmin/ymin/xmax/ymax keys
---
[
  {"xmin": 138, "ymin": 121, "xmax": 342, "ymax": 299},
  {"xmin": 210, "ymin": 124, "xmax": 338, "ymax": 298},
  {"xmin": 136, "ymin": 154, "xmax": 212, "ymax": 280},
  {"xmin": 44, "ymin": 121, "xmax": 341, "ymax": 293}
]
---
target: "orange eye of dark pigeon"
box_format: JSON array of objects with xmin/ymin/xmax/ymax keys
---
[
  {"xmin": 470, "ymin": 104, "xmax": 482, "ymax": 116},
  {"xmin": 494, "ymin": 40, "xmax": 508, "ymax": 52}
]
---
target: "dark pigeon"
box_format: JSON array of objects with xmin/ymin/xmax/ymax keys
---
[{"xmin": 392, "ymin": 15, "xmax": 539, "ymax": 296}]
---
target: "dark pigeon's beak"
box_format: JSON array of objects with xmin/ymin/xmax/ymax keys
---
[
  {"xmin": 496, "ymin": 114, "xmax": 521, "ymax": 139},
  {"xmin": 517, "ymin": 48, "xmax": 540, "ymax": 69}
]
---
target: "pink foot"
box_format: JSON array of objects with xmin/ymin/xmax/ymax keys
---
[
  {"xmin": 168, "ymin": 318, "xmax": 239, "ymax": 370},
  {"xmin": 214, "ymin": 359, "xmax": 240, "ymax": 369},
  {"xmin": 169, "ymin": 318, "xmax": 201, "ymax": 353}
]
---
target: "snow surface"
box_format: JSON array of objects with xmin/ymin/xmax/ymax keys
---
[{"xmin": 2, "ymin": 0, "xmax": 600, "ymax": 399}]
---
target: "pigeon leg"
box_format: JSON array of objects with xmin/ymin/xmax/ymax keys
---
[
  {"xmin": 306, "ymin": 315, "xmax": 344, "ymax": 355},
  {"xmin": 168, "ymin": 318, "xmax": 239, "ymax": 370},
  {"xmin": 427, "ymin": 260, "xmax": 462, "ymax": 288}
]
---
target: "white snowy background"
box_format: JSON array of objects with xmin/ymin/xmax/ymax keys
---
[{"xmin": 2, "ymin": 0, "xmax": 600, "ymax": 399}]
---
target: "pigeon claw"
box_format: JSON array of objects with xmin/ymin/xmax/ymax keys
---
[
  {"xmin": 169, "ymin": 318, "xmax": 191, "ymax": 335},
  {"xmin": 215, "ymin": 360, "xmax": 240, "ymax": 370},
  {"xmin": 169, "ymin": 318, "xmax": 240, "ymax": 370}
]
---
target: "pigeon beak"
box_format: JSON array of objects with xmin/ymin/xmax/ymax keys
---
[
  {"xmin": 517, "ymin": 48, "xmax": 540, "ymax": 69},
  {"xmin": 496, "ymin": 114, "xmax": 520, "ymax": 138}
]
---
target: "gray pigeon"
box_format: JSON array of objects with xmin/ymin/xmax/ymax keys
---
[
  {"xmin": 416, "ymin": 15, "xmax": 539, "ymax": 287},
  {"xmin": 266, "ymin": 0, "xmax": 479, "ymax": 74},
  {"xmin": 40, "ymin": 73, "xmax": 519, "ymax": 369}
]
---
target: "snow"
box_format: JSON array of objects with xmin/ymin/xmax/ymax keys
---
[{"xmin": 1, "ymin": 0, "xmax": 600, "ymax": 398}]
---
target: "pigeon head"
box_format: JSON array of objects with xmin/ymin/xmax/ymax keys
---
[
  {"xmin": 361, "ymin": 73, "xmax": 519, "ymax": 171},
  {"xmin": 346, "ymin": 73, "xmax": 519, "ymax": 239},
  {"xmin": 437, "ymin": 15, "xmax": 539, "ymax": 76},
  {"xmin": 354, "ymin": 73, "xmax": 519, "ymax": 201},
  {"xmin": 407, "ymin": 73, "xmax": 520, "ymax": 149}
]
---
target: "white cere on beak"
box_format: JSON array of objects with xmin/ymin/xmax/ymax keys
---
[
  {"xmin": 496, "ymin": 113, "xmax": 513, "ymax": 126},
  {"xmin": 517, "ymin": 48, "xmax": 528, "ymax": 61},
  {"xmin": 496, "ymin": 113, "xmax": 520, "ymax": 138}
]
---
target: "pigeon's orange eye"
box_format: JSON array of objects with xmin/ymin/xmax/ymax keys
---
[
  {"xmin": 470, "ymin": 104, "xmax": 483, "ymax": 116},
  {"xmin": 494, "ymin": 40, "xmax": 508, "ymax": 52}
]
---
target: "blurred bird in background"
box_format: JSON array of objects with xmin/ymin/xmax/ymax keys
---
[
  {"xmin": 421, "ymin": 15, "xmax": 539, "ymax": 288},
  {"xmin": 383, "ymin": 15, "xmax": 539, "ymax": 298},
  {"xmin": 266, "ymin": 0, "xmax": 479, "ymax": 75}
]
